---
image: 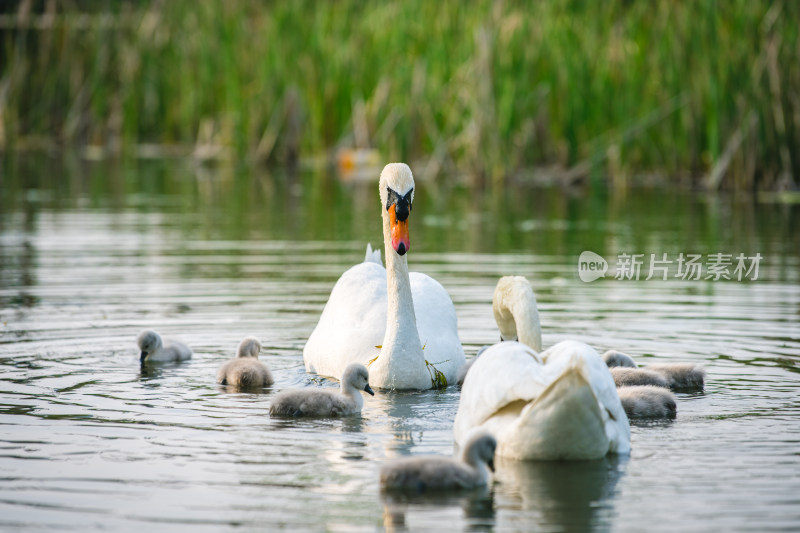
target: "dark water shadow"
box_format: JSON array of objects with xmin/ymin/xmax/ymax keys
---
[
  {"xmin": 493, "ymin": 454, "xmax": 629, "ymax": 533},
  {"xmin": 137, "ymin": 360, "xmax": 192, "ymax": 384},
  {"xmin": 628, "ymin": 417, "xmax": 678, "ymax": 429},
  {"xmin": 217, "ymin": 383, "xmax": 274, "ymax": 395},
  {"xmin": 137, "ymin": 363, "xmax": 164, "ymax": 383},
  {"xmin": 380, "ymin": 485, "xmax": 495, "ymax": 532},
  {"xmin": 340, "ymin": 415, "xmax": 365, "ymax": 434}
]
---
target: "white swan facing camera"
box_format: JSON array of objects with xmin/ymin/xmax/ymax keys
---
[{"xmin": 303, "ymin": 163, "xmax": 465, "ymax": 390}]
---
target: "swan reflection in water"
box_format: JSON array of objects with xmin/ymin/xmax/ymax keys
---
[
  {"xmin": 381, "ymin": 454, "xmax": 628, "ymax": 532},
  {"xmin": 137, "ymin": 362, "xmax": 164, "ymax": 383},
  {"xmin": 137, "ymin": 357, "xmax": 193, "ymax": 385},
  {"xmin": 494, "ymin": 454, "xmax": 629, "ymax": 532},
  {"xmin": 381, "ymin": 485, "xmax": 494, "ymax": 533}
]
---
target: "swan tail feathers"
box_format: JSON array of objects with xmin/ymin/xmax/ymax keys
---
[
  {"xmin": 475, "ymin": 343, "xmax": 630, "ymax": 460},
  {"xmin": 546, "ymin": 341, "xmax": 631, "ymax": 455},
  {"xmin": 499, "ymin": 367, "xmax": 610, "ymax": 460},
  {"xmin": 364, "ymin": 243, "xmax": 382, "ymax": 265}
]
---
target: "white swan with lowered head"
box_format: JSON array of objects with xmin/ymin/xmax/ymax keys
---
[
  {"xmin": 303, "ymin": 163, "xmax": 465, "ymax": 390},
  {"xmin": 455, "ymin": 275, "xmax": 544, "ymax": 385},
  {"xmin": 453, "ymin": 276, "xmax": 630, "ymax": 460}
]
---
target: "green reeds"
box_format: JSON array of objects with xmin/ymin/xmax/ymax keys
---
[{"xmin": 1, "ymin": 0, "xmax": 798, "ymax": 190}]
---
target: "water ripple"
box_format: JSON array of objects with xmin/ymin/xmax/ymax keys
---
[{"xmin": 1, "ymin": 200, "xmax": 799, "ymax": 532}]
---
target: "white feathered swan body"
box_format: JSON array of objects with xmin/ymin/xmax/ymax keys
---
[
  {"xmin": 453, "ymin": 276, "xmax": 630, "ymax": 460},
  {"xmin": 303, "ymin": 163, "xmax": 465, "ymax": 390}
]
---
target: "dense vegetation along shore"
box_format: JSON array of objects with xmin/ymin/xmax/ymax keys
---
[{"xmin": 1, "ymin": 0, "xmax": 798, "ymax": 190}]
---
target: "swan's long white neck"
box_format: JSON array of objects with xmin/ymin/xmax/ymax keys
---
[
  {"xmin": 511, "ymin": 296, "xmax": 542, "ymax": 351},
  {"xmin": 493, "ymin": 277, "xmax": 542, "ymax": 351},
  {"xmin": 371, "ymin": 209, "xmax": 428, "ymax": 389}
]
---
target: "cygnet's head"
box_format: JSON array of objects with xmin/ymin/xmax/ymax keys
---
[
  {"xmin": 379, "ymin": 163, "xmax": 415, "ymax": 256},
  {"xmin": 603, "ymin": 350, "xmax": 638, "ymax": 368},
  {"xmin": 342, "ymin": 362, "xmax": 375, "ymax": 396},
  {"xmin": 137, "ymin": 330, "xmax": 163, "ymax": 363},
  {"xmin": 237, "ymin": 336, "xmax": 262, "ymax": 358},
  {"xmin": 462, "ymin": 430, "xmax": 497, "ymax": 472}
]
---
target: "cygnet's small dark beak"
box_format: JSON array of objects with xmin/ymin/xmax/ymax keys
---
[
  {"xmin": 364, "ymin": 384, "xmax": 375, "ymax": 396},
  {"xmin": 140, "ymin": 351, "xmax": 147, "ymax": 363},
  {"xmin": 488, "ymin": 458, "xmax": 495, "ymax": 472}
]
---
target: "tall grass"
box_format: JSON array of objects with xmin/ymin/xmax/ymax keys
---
[{"xmin": 1, "ymin": 0, "xmax": 798, "ymax": 190}]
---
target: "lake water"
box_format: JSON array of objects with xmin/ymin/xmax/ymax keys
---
[{"xmin": 1, "ymin": 157, "xmax": 799, "ymax": 532}]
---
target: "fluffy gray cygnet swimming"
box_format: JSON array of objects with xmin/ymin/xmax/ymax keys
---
[
  {"xmin": 645, "ymin": 363, "xmax": 706, "ymax": 390},
  {"xmin": 216, "ymin": 337, "xmax": 273, "ymax": 390},
  {"xmin": 609, "ymin": 367, "xmax": 670, "ymax": 388},
  {"xmin": 602, "ymin": 350, "xmax": 640, "ymax": 369},
  {"xmin": 269, "ymin": 362, "xmax": 374, "ymax": 417},
  {"xmin": 617, "ymin": 385, "xmax": 677, "ymax": 418},
  {"xmin": 380, "ymin": 430, "xmax": 497, "ymax": 492},
  {"xmin": 603, "ymin": 350, "xmax": 705, "ymax": 390},
  {"xmin": 137, "ymin": 330, "xmax": 192, "ymax": 363}
]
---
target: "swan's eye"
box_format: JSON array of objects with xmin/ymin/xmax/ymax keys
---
[{"xmin": 386, "ymin": 188, "xmax": 413, "ymax": 221}]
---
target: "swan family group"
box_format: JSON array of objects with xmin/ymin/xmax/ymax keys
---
[{"xmin": 138, "ymin": 163, "xmax": 705, "ymax": 493}]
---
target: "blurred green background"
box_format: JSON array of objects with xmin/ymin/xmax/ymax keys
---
[{"xmin": 1, "ymin": 0, "xmax": 798, "ymax": 191}]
